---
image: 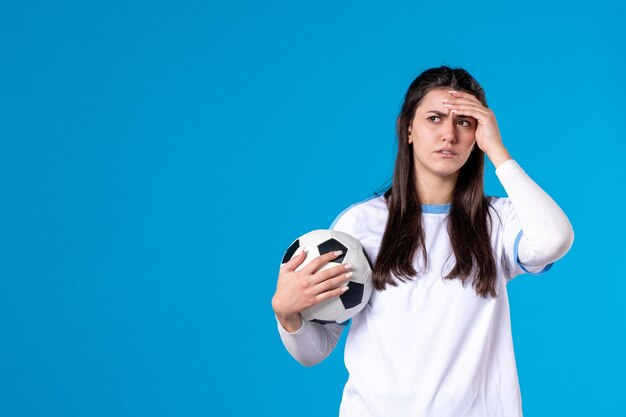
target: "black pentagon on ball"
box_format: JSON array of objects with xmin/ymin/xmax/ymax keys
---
[
  {"xmin": 318, "ymin": 238, "xmax": 348, "ymax": 263},
  {"xmin": 340, "ymin": 281, "xmax": 364, "ymax": 309},
  {"xmin": 282, "ymin": 239, "xmax": 300, "ymax": 263}
]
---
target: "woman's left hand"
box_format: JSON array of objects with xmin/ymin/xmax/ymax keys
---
[{"xmin": 442, "ymin": 90, "xmax": 505, "ymax": 156}]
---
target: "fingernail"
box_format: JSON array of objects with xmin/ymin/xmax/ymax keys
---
[
  {"xmin": 449, "ymin": 90, "xmax": 458, "ymax": 94},
  {"xmin": 341, "ymin": 286, "xmax": 349, "ymax": 292},
  {"xmin": 441, "ymin": 99, "xmax": 449, "ymax": 103},
  {"xmin": 345, "ymin": 271, "xmax": 354, "ymax": 279},
  {"xmin": 344, "ymin": 263, "xmax": 353, "ymax": 270},
  {"xmin": 334, "ymin": 250, "xmax": 343, "ymax": 256},
  {"xmin": 294, "ymin": 247, "xmax": 307, "ymax": 257}
]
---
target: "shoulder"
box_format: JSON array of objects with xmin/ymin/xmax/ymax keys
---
[{"xmin": 329, "ymin": 194, "xmax": 387, "ymax": 232}]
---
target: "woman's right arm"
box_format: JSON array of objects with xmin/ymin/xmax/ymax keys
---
[
  {"xmin": 274, "ymin": 312, "xmax": 345, "ymax": 367},
  {"xmin": 271, "ymin": 247, "xmax": 351, "ymax": 367}
]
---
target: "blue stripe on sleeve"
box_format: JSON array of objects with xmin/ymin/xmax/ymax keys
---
[{"xmin": 513, "ymin": 229, "xmax": 554, "ymax": 275}]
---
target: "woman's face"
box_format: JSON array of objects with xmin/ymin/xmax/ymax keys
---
[{"xmin": 408, "ymin": 87, "xmax": 477, "ymax": 180}]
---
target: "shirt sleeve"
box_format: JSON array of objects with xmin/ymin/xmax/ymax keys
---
[
  {"xmin": 498, "ymin": 198, "xmax": 553, "ymax": 280},
  {"xmin": 495, "ymin": 159, "xmax": 575, "ymax": 281},
  {"xmin": 274, "ymin": 205, "xmax": 360, "ymax": 366},
  {"xmin": 275, "ymin": 314, "xmax": 346, "ymax": 367}
]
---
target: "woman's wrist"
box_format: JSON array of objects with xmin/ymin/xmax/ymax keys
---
[
  {"xmin": 276, "ymin": 313, "xmax": 303, "ymax": 333},
  {"xmin": 485, "ymin": 144, "xmax": 512, "ymax": 169}
]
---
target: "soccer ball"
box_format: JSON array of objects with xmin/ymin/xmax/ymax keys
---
[{"xmin": 281, "ymin": 229, "xmax": 373, "ymax": 325}]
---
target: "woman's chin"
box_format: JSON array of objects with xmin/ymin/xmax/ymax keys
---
[{"xmin": 430, "ymin": 163, "xmax": 462, "ymax": 178}]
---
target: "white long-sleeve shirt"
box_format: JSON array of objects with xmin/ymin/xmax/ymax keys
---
[{"xmin": 275, "ymin": 159, "xmax": 574, "ymax": 417}]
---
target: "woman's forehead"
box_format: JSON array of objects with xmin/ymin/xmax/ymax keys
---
[
  {"xmin": 415, "ymin": 88, "xmax": 452, "ymax": 114},
  {"xmin": 420, "ymin": 88, "xmax": 451, "ymax": 105}
]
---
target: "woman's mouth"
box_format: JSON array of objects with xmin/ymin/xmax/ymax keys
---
[{"xmin": 435, "ymin": 150, "xmax": 456, "ymax": 158}]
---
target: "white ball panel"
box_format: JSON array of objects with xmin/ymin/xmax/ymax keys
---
[
  {"xmin": 282, "ymin": 229, "xmax": 374, "ymax": 324},
  {"xmin": 301, "ymin": 290, "xmax": 347, "ymax": 322}
]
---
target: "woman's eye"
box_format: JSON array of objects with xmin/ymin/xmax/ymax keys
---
[
  {"xmin": 458, "ymin": 119, "xmax": 471, "ymax": 127},
  {"xmin": 428, "ymin": 116, "xmax": 440, "ymax": 122}
]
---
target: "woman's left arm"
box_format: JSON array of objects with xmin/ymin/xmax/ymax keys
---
[
  {"xmin": 494, "ymin": 158, "xmax": 574, "ymax": 265},
  {"xmin": 444, "ymin": 90, "xmax": 574, "ymax": 265}
]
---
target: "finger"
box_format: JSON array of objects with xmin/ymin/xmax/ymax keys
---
[
  {"xmin": 280, "ymin": 247, "xmax": 308, "ymax": 271},
  {"xmin": 310, "ymin": 262, "xmax": 351, "ymax": 286},
  {"xmin": 442, "ymin": 96, "xmax": 483, "ymax": 108},
  {"xmin": 442, "ymin": 101, "xmax": 485, "ymax": 122},
  {"xmin": 313, "ymin": 270, "xmax": 353, "ymax": 293},
  {"xmin": 449, "ymin": 104, "xmax": 491, "ymax": 123},
  {"xmin": 301, "ymin": 250, "xmax": 343, "ymax": 275},
  {"xmin": 314, "ymin": 284, "xmax": 350, "ymax": 304},
  {"xmin": 448, "ymin": 90, "xmax": 482, "ymax": 105},
  {"xmin": 446, "ymin": 102, "xmax": 488, "ymax": 114}
]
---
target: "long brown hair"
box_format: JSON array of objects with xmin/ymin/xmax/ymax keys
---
[{"xmin": 373, "ymin": 65, "xmax": 498, "ymax": 298}]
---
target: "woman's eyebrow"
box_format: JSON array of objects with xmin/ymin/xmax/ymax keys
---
[{"xmin": 426, "ymin": 110, "xmax": 450, "ymax": 117}]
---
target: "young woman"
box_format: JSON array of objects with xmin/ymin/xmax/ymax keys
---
[{"xmin": 271, "ymin": 66, "xmax": 574, "ymax": 417}]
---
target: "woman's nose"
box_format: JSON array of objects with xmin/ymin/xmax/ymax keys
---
[{"xmin": 441, "ymin": 120, "xmax": 457, "ymax": 143}]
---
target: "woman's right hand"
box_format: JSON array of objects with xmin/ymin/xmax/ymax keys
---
[{"xmin": 271, "ymin": 248, "xmax": 353, "ymax": 332}]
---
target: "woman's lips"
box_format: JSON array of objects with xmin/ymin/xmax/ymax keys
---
[{"xmin": 435, "ymin": 150, "xmax": 456, "ymax": 158}]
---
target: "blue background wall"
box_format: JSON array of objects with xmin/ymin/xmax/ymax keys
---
[{"xmin": 1, "ymin": 0, "xmax": 624, "ymax": 416}]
